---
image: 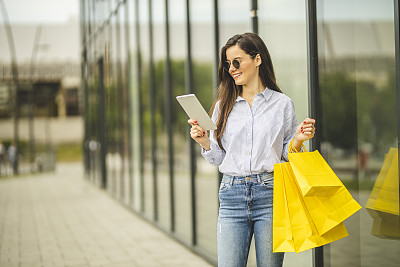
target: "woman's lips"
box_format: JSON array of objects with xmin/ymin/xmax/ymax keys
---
[{"xmin": 232, "ymin": 73, "xmax": 241, "ymax": 79}]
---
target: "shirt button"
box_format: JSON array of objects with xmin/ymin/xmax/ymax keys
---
[
  {"xmin": 248, "ymin": 133, "xmax": 251, "ymax": 136},
  {"xmin": 248, "ymin": 152, "xmax": 251, "ymax": 155}
]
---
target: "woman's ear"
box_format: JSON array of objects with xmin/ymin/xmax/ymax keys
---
[{"xmin": 255, "ymin": 54, "xmax": 262, "ymax": 67}]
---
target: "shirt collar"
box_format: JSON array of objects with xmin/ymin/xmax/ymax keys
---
[
  {"xmin": 261, "ymin": 87, "xmax": 274, "ymax": 102},
  {"xmin": 235, "ymin": 95, "xmax": 245, "ymax": 102},
  {"xmin": 235, "ymin": 87, "xmax": 274, "ymax": 102}
]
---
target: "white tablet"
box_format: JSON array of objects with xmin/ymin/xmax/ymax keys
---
[{"xmin": 176, "ymin": 94, "xmax": 217, "ymax": 131}]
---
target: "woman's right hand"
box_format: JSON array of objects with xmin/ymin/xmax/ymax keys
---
[{"xmin": 188, "ymin": 119, "xmax": 211, "ymax": 151}]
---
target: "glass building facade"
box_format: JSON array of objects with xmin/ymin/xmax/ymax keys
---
[{"xmin": 80, "ymin": 0, "xmax": 400, "ymax": 266}]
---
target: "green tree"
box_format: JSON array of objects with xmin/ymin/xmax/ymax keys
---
[{"xmin": 321, "ymin": 72, "xmax": 357, "ymax": 151}]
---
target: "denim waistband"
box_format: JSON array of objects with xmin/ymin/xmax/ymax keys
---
[{"xmin": 222, "ymin": 171, "xmax": 274, "ymax": 185}]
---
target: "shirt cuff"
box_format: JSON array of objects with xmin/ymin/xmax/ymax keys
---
[{"xmin": 201, "ymin": 146, "xmax": 214, "ymax": 163}]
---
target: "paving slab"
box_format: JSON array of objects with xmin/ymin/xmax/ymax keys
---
[{"xmin": 0, "ymin": 163, "xmax": 212, "ymax": 267}]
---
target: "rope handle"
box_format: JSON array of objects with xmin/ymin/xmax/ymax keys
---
[{"xmin": 289, "ymin": 139, "xmax": 308, "ymax": 153}]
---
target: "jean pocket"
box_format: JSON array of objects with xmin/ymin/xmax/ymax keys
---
[
  {"xmin": 261, "ymin": 177, "xmax": 274, "ymax": 189},
  {"xmin": 219, "ymin": 182, "xmax": 232, "ymax": 193}
]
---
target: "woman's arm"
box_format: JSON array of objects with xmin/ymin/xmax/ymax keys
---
[{"xmin": 282, "ymin": 100, "xmax": 315, "ymax": 160}]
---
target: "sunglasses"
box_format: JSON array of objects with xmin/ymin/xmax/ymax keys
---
[{"xmin": 223, "ymin": 59, "xmax": 241, "ymax": 71}]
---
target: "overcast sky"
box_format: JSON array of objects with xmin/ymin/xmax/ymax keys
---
[
  {"xmin": 1, "ymin": 0, "xmax": 394, "ymax": 24},
  {"xmin": 2, "ymin": 0, "xmax": 78, "ymax": 23}
]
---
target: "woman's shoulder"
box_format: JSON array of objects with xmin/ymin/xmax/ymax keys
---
[{"xmin": 268, "ymin": 89, "xmax": 294, "ymax": 106}]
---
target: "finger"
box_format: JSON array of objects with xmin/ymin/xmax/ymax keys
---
[
  {"xmin": 192, "ymin": 125, "xmax": 205, "ymax": 133},
  {"xmin": 303, "ymin": 128, "xmax": 316, "ymax": 135},
  {"xmin": 188, "ymin": 119, "xmax": 198, "ymax": 126},
  {"xmin": 301, "ymin": 126, "xmax": 315, "ymax": 134},
  {"xmin": 302, "ymin": 126, "xmax": 314, "ymax": 132},
  {"xmin": 191, "ymin": 131, "xmax": 202, "ymax": 139},
  {"xmin": 303, "ymin": 118, "xmax": 315, "ymax": 125},
  {"xmin": 190, "ymin": 128, "xmax": 205, "ymax": 137},
  {"xmin": 302, "ymin": 119, "xmax": 314, "ymax": 126}
]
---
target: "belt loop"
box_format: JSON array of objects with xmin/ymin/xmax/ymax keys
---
[
  {"xmin": 230, "ymin": 176, "xmax": 234, "ymax": 186},
  {"xmin": 257, "ymin": 174, "xmax": 261, "ymax": 184}
]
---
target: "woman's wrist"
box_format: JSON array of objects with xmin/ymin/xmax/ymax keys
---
[
  {"xmin": 292, "ymin": 138, "xmax": 303, "ymax": 152},
  {"xmin": 200, "ymin": 138, "xmax": 211, "ymax": 151}
]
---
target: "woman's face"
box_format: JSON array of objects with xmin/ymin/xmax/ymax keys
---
[{"xmin": 225, "ymin": 45, "xmax": 260, "ymax": 86}]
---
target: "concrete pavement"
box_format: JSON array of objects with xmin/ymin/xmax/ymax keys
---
[{"xmin": 0, "ymin": 162, "xmax": 212, "ymax": 267}]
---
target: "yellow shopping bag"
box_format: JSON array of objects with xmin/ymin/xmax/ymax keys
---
[
  {"xmin": 365, "ymin": 147, "xmax": 399, "ymax": 239},
  {"xmin": 288, "ymin": 148, "xmax": 342, "ymax": 197},
  {"xmin": 282, "ymin": 162, "xmax": 349, "ymax": 253},
  {"xmin": 273, "ymin": 163, "xmax": 295, "ymax": 252},
  {"xmin": 303, "ymin": 186, "xmax": 361, "ymax": 235},
  {"xmin": 370, "ymin": 215, "xmax": 400, "ymax": 239},
  {"xmin": 273, "ymin": 162, "xmax": 349, "ymax": 253},
  {"xmin": 287, "ymin": 142, "xmax": 361, "ymax": 235},
  {"xmin": 366, "ymin": 148, "xmax": 399, "ymax": 216}
]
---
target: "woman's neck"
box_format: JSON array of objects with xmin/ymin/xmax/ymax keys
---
[{"xmin": 241, "ymin": 80, "xmax": 264, "ymax": 100}]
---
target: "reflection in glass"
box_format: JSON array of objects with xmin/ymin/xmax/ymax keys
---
[
  {"xmin": 152, "ymin": 0, "xmax": 171, "ymax": 230},
  {"xmin": 139, "ymin": 0, "xmax": 154, "ymax": 220},
  {"xmin": 169, "ymin": 0, "xmax": 191, "ymax": 243},
  {"xmin": 190, "ymin": 0, "xmax": 218, "ymax": 258},
  {"xmin": 366, "ymin": 148, "xmax": 399, "ymax": 239},
  {"xmin": 127, "ymin": 0, "xmax": 141, "ymax": 211},
  {"xmin": 317, "ymin": 0, "xmax": 399, "ymax": 266},
  {"xmin": 81, "ymin": 0, "xmax": 400, "ymax": 265},
  {"xmin": 117, "ymin": 5, "xmax": 129, "ymax": 206},
  {"xmin": 218, "ymin": 0, "xmax": 251, "ymax": 48},
  {"xmin": 258, "ymin": 1, "xmax": 310, "ymax": 266}
]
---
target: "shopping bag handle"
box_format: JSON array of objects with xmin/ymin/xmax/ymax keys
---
[{"xmin": 289, "ymin": 139, "xmax": 308, "ymax": 153}]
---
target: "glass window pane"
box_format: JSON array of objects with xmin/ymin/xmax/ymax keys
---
[
  {"xmin": 169, "ymin": 0, "xmax": 192, "ymax": 243},
  {"xmin": 139, "ymin": 0, "xmax": 154, "ymax": 220},
  {"xmin": 190, "ymin": 0, "xmax": 219, "ymax": 258},
  {"xmin": 127, "ymin": 0, "xmax": 141, "ymax": 212},
  {"xmin": 258, "ymin": 1, "xmax": 311, "ymax": 266},
  {"xmin": 118, "ymin": 4, "xmax": 131, "ymax": 206},
  {"xmin": 317, "ymin": 0, "xmax": 399, "ymax": 266},
  {"xmin": 218, "ymin": 0, "xmax": 251, "ymax": 47},
  {"xmin": 106, "ymin": 13, "xmax": 121, "ymax": 197},
  {"xmin": 152, "ymin": 0, "xmax": 171, "ymax": 230}
]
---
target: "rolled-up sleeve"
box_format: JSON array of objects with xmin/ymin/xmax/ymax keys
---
[
  {"xmin": 201, "ymin": 102, "xmax": 226, "ymax": 166},
  {"xmin": 282, "ymin": 100, "xmax": 298, "ymax": 162}
]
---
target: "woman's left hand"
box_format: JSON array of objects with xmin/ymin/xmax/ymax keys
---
[{"xmin": 294, "ymin": 118, "xmax": 316, "ymax": 142}]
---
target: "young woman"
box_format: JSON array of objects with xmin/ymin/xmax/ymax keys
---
[{"xmin": 188, "ymin": 33, "xmax": 315, "ymax": 267}]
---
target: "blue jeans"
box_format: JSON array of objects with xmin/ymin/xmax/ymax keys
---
[{"xmin": 217, "ymin": 172, "xmax": 284, "ymax": 267}]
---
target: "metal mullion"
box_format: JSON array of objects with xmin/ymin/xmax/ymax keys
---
[
  {"xmin": 251, "ymin": 0, "xmax": 258, "ymax": 34},
  {"xmin": 306, "ymin": 0, "xmax": 323, "ymax": 266},
  {"xmin": 108, "ymin": 11, "xmax": 115, "ymax": 195},
  {"xmin": 165, "ymin": 0, "xmax": 175, "ymax": 232},
  {"xmin": 213, "ymin": 0, "xmax": 219, "ymax": 90},
  {"xmin": 213, "ymin": 0, "xmax": 223, "ymax": 192},
  {"xmin": 394, "ymin": 0, "xmax": 400, "ymax": 223},
  {"xmin": 98, "ymin": 57, "xmax": 108, "ymax": 189},
  {"xmin": 80, "ymin": 0, "xmax": 90, "ymax": 178},
  {"xmin": 148, "ymin": 0, "xmax": 158, "ymax": 222},
  {"xmin": 135, "ymin": 0, "xmax": 145, "ymax": 213},
  {"xmin": 124, "ymin": 0, "xmax": 134, "ymax": 210},
  {"xmin": 115, "ymin": 9, "xmax": 125, "ymax": 201},
  {"xmin": 185, "ymin": 0, "xmax": 197, "ymax": 246}
]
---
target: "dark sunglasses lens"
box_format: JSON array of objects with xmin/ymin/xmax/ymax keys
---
[{"xmin": 232, "ymin": 60, "xmax": 240, "ymax": 69}]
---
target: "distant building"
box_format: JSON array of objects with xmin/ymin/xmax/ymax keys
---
[{"xmin": 0, "ymin": 17, "xmax": 82, "ymax": 144}]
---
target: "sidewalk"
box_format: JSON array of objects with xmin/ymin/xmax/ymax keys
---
[{"xmin": 0, "ymin": 162, "xmax": 212, "ymax": 267}]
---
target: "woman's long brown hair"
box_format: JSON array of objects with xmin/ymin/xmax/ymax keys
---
[{"xmin": 211, "ymin": 33, "xmax": 282, "ymax": 151}]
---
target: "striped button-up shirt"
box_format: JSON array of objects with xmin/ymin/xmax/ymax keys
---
[{"xmin": 201, "ymin": 87, "xmax": 298, "ymax": 176}]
